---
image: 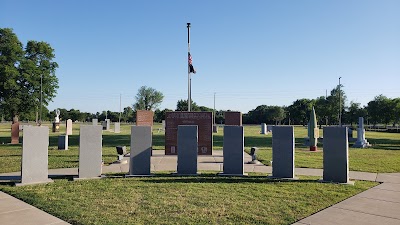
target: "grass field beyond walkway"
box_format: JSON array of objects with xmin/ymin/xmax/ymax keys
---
[{"xmin": 0, "ymin": 174, "xmax": 377, "ymax": 225}]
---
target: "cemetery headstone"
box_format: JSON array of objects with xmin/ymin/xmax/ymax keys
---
[
  {"xmin": 77, "ymin": 125, "xmax": 103, "ymax": 179},
  {"xmin": 114, "ymin": 122, "xmax": 120, "ymax": 133},
  {"xmin": 66, "ymin": 119, "xmax": 73, "ymax": 135},
  {"xmin": 323, "ymin": 126, "xmax": 353, "ymax": 184},
  {"xmin": 106, "ymin": 119, "xmax": 110, "ymax": 130},
  {"xmin": 11, "ymin": 122, "xmax": 20, "ymax": 144},
  {"xmin": 136, "ymin": 110, "xmax": 154, "ymax": 126},
  {"xmin": 165, "ymin": 111, "xmax": 212, "ymax": 155},
  {"xmin": 177, "ymin": 125, "xmax": 198, "ymax": 175},
  {"xmin": 272, "ymin": 126, "xmax": 296, "ymax": 179},
  {"xmin": 128, "ymin": 126, "xmax": 152, "ymax": 176},
  {"xmin": 260, "ymin": 123, "xmax": 267, "ymax": 134},
  {"xmin": 224, "ymin": 111, "xmax": 242, "ymax": 126},
  {"xmin": 221, "ymin": 126, "xmax": 245, "ymax": 176},
  {"xmin": 58, "ymin": 135, "xmax": 68, "ymax": 150},
  {"xmin": 18, "ymin": 126, "xmax": 53, "ymax": 186},
  {"xmin": 92, "ymin": 118, "xmax": 98, "ymax": 125},
  {"xmin": 353, "ymin": 117, "xmax": 370, "ymax": 148}
]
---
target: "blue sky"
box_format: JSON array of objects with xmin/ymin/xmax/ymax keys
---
[{"xmin": 1, "ymin": 1, "xmax": 399, "ymax": 113}]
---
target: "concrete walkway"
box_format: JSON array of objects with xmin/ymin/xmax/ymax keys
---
[{"xmin": 0, "ymin": 150, "xmax": 399, "ymax": 225}]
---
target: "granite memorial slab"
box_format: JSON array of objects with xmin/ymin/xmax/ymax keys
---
[
  {"xmin": 220, "ymin": 126, "xmax": 245, "ymax": 176},
  {"xmin": 77, "ymin": 125, "xmax": 103, "ymax": 179},
  {"xmin": 128, "ymin": 126, "xmax": 152, "ymax": 176},
  {"xmin": 224, "ymin": 111, "xmax": 242, "ymax": 126},
  {"xmin": 136, "ymin": 110, "xmax": 154, "ymax": 126},
  {"xmin": 272, "ymin": 126, "xmax": 296, "ymax": 179},
  {"xmin": 177, "ymin": 125, "xmax": 198, "ymax": 175}
]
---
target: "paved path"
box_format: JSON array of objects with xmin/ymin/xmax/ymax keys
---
[{"xmin": 0, "ymin": 150, "xmax": 399, "ymax": 225}]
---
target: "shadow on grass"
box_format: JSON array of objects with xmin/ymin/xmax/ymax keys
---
[
  {"xmin": 367, "ymin": 138, "xmax": 400, "ymax": 150},
  {"xmin": 138, "ymin": 176, "xmax": 320, "ymax": 184}
]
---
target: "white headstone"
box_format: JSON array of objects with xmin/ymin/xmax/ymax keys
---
[
  {"xmin": 114, "ymin": 122, "xmax": 120, "ymax": 133},
  {"xmin": 78, "ymin": 125, "xmax": 103, "ymax": 179},
  {"xmin": 66, "ymin": 119, "xmax": 73, "ymax": 135}
]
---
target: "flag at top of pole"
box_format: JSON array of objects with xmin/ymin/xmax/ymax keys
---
[{"xmin": 188, "ymin": 52, "xmax": 196, "ymax": 74}]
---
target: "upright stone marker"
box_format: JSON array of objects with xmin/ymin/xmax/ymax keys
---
[
  {"xmin": 224, "ymin": 111, "xmax": 242, "ymax": 126},
  {"xmin": 66, "ymin": 119, "xmax": 73, "ymax": 135},
  {"xmin": 92, "ymin": 118, "xmax": 98, "ymax": 125},
  {"xmin": 19, "ymin": 126, "xmax": 52, "ymax": 186},
  {"xmin": 78, "ymin": 125, "xmax": 103, "ymax": 179},
  {"xmin": 353, "ymin": 117, "xmax": 370, "ymax": 148},
  {"xmin": 323, "ymin": 126, "xmax": 353, "ymax": 184},
  {"xmin": 165, "ymin": 112, "xmax": 212, "ymax": 155},
  {"xmin": 221, "ymin": 126, "xmax": 245, "ymax": 176},
  {"xmin": 11, "ymin": 122, "xmax": 20, "ymax": 144},
  {"xmin": 260, "ymin": 123, "xmax": 267, "ymax": 134},
  {"xmin": 129, "ymin": 126, "xmax": 152, "ymax": 176},
  {"xmin": 136, "ymin": 110, "xmax": 154, "ymax": 126},
  {"xmin": 114, "ymin": 122, "xmax": 120, "ymax": 133},
  {"xmin": 272, "ymin": 126, "xmax": 295, "ymax": 179},
  {"xmin": 177, "ymin": 125, "xmax": 198, "ymax": 175},
  {"xmin": 106, "ymin": 119, "xmax": 110, "ymax": 130},
  {"xmin": 58, "ymin": 135, "xmax": 68, "ymax": 150}
]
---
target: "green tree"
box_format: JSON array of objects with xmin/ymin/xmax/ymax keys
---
[
  {"xmin": 266, "ymin": 106, "xmax": 285, "ymax": 125},
  {"xmin": 176, "ymin": 99, "xmax": 199, "ymax": 111},
  {"xmin": 133, "ymin": 86, "xmax": 164, "ymax": 111},
  {"xmin": 0, "ymin": 28, "xmax": 59, "ymax": 122},
  {"xmin": 154, "ymin": 108, "xmax": 173, "ymax": 122},
  {"xmin": 367, "ymin": 95, "xmax": 393, "ymax": 126},
  {"xmin": 287, "ymin": 99, "xmax": 314, "ymax": 125}
]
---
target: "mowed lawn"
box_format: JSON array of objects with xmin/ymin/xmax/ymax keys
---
[
  {"xmin": 0, "ymin": 174, "xmax": 377, "ymax": 225},
  {"xmin": 0, "ymin": 123, "xmax": 399, "ymax": 173}
]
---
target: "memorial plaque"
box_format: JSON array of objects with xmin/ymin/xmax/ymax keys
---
[
  {"xmin": 165, "ymin": 111, "xmax": 213, "ymax": 155},
  {"xmin": 11, "ymin": 122, "xmax": 20, "ymax": 144},
  {"xmin": 136, "ymin": 110, "xmax": 154, "ymax": 126},
  {"xmin": 224, "ymin": 111, "xmax": 242, "ymax": 126}
]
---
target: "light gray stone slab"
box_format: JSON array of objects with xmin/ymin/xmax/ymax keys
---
[
  {"xmin": 323, "ymin": 127, "xmax": 351, "ymax": 184},
  {"xmin": 129, "ymin": 126, "xmax": 152, "ymax": 176},
  {"xmin": 114, "ymin": 122, "xmax": 120, "ymax": 133},
  {"xmin": 222, "ymin": 126, "xmax": 244, "ymax": 175},
  {"xmin": 20, "ymin": 126, "xmax": 52, "ymax": 185},
  {"xmin": 260, "ymin": 123, "xmax": 267, "ymax": 134},
  {"xmin": 92, "ymin": 118, "xmax": 98, "ymax": 125},
  {"xmin": 66, "ymin": 119, "xmax": 73, "ymax": 135},
  {"xmin": 272, "ymin": 126, "xmax": 295, "ymax": 178},
  {"xmin": 177, "ymin": 125, "xmax": 198, "ymax": 175},
  {"xmin": 58, "ymin": 135, "xmax": 68, "ymax": 150},
  {"xmin": 106, "ymin": 119, "xmax": 110, "ymax": 130},
  {"xmin": 78, "ymin": 125, "xmax": 102, "ymax": 178}
]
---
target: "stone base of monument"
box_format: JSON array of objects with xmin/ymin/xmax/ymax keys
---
[
  {"xmin": 353, "ymin": 140, "xmax": 371, "ymax": 148},
  {"xmin": 267, "ymin": 176, "xmax": 299, "ymax": 180},
  {"xmin": 73, "ymin": 175, "xmax": 106, "ymax": 181},
  {"xmin": 247, "ymin": 160, "xmax": 261, "ymax": 164},
  {"xmin": 16, "ymin": 179, "xmax": 54, "ymax": 186},
  {"xmin": 125, "ymin": 174, "xmax": 154, "ymax": 178},
  {"xmin": 218, "ymin": 172, "xmax": 248, "ymax": 177},
  {"xmin": 171, "ymin": 172, "xmax": 200, "ymax": 176},
  {"xmin": 319, "ymin": 179, "xmax": 355, "ymax": 185}
]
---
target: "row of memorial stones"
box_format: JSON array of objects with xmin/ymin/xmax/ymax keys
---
[{"xmin": 16, "ymin": 123, "xmax": 352, "ymax": 186}]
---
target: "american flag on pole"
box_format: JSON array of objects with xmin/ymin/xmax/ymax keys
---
[{"xmin": 188, "ymin": 52, "xmax": 196, "ymax": 74}]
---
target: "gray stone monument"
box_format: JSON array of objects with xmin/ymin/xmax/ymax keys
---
[
  {"xmin": 220, "ymin": 126, "xmax": 245, "ymax": 176},
  {"xmin": 213, "ymin": 125, "xmax": 218, "ymax": 133},
  {"xmin": 353, "ymin": 117, "xmax": 370, "ymax": 148},
  {"xmin": 128, "ymin": 126, "xmax": 152, "ymax": 176},
  {"xmin": 323, "ymin": 127, "xmax": 353, "ymax": 184},
  {"xmin": 177, "ymin": 125, "xmax": 198, "ymax": 175},
  {"xmin": 58, "ymin": 135, "xmax": 68, "ymax": 150},
  {"xmin": 11, "ymin": 122, "xmax": 19, "ymax": 144},
  {"xmin": 18, "ymin": 126, "xmax": 53, "ymax": 186},
  {"xmin": 92, "ymin": 118, "xmax": 98, "ymax": 125},
  {"xmin": 77, "ymin": 125, "xmax": 103, "ymax": 179},
  {"xmin": 272, "ymin": 126, "xmax": 296, "ymax": 179},
  {"xmin": 106, "ymin": 119, "xmax": 110, "ymax": 130},
  {"xmin": 260, "ymin": 123, "xmax": 267, "ymax": 134},
  {"xmin": 66, "ymin": 119, "xmax": 73, "ymax": 135},
  {"xmin": 114, "ymin": 122, "xmax": 120, "ymax": 133}
]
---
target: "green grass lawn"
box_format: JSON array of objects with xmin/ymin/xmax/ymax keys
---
[
  {"xmin": 0, "ymin": 174, "xmax": 377, "ymax": 225},
  {"xmin": 0, "ymin": 123, "xmax": 399, "ymax": 173}
]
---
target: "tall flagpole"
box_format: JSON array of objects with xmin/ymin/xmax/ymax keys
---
[{"xmin": 187, "ymin": 22, "xmax": 191, "ymax": 112}]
